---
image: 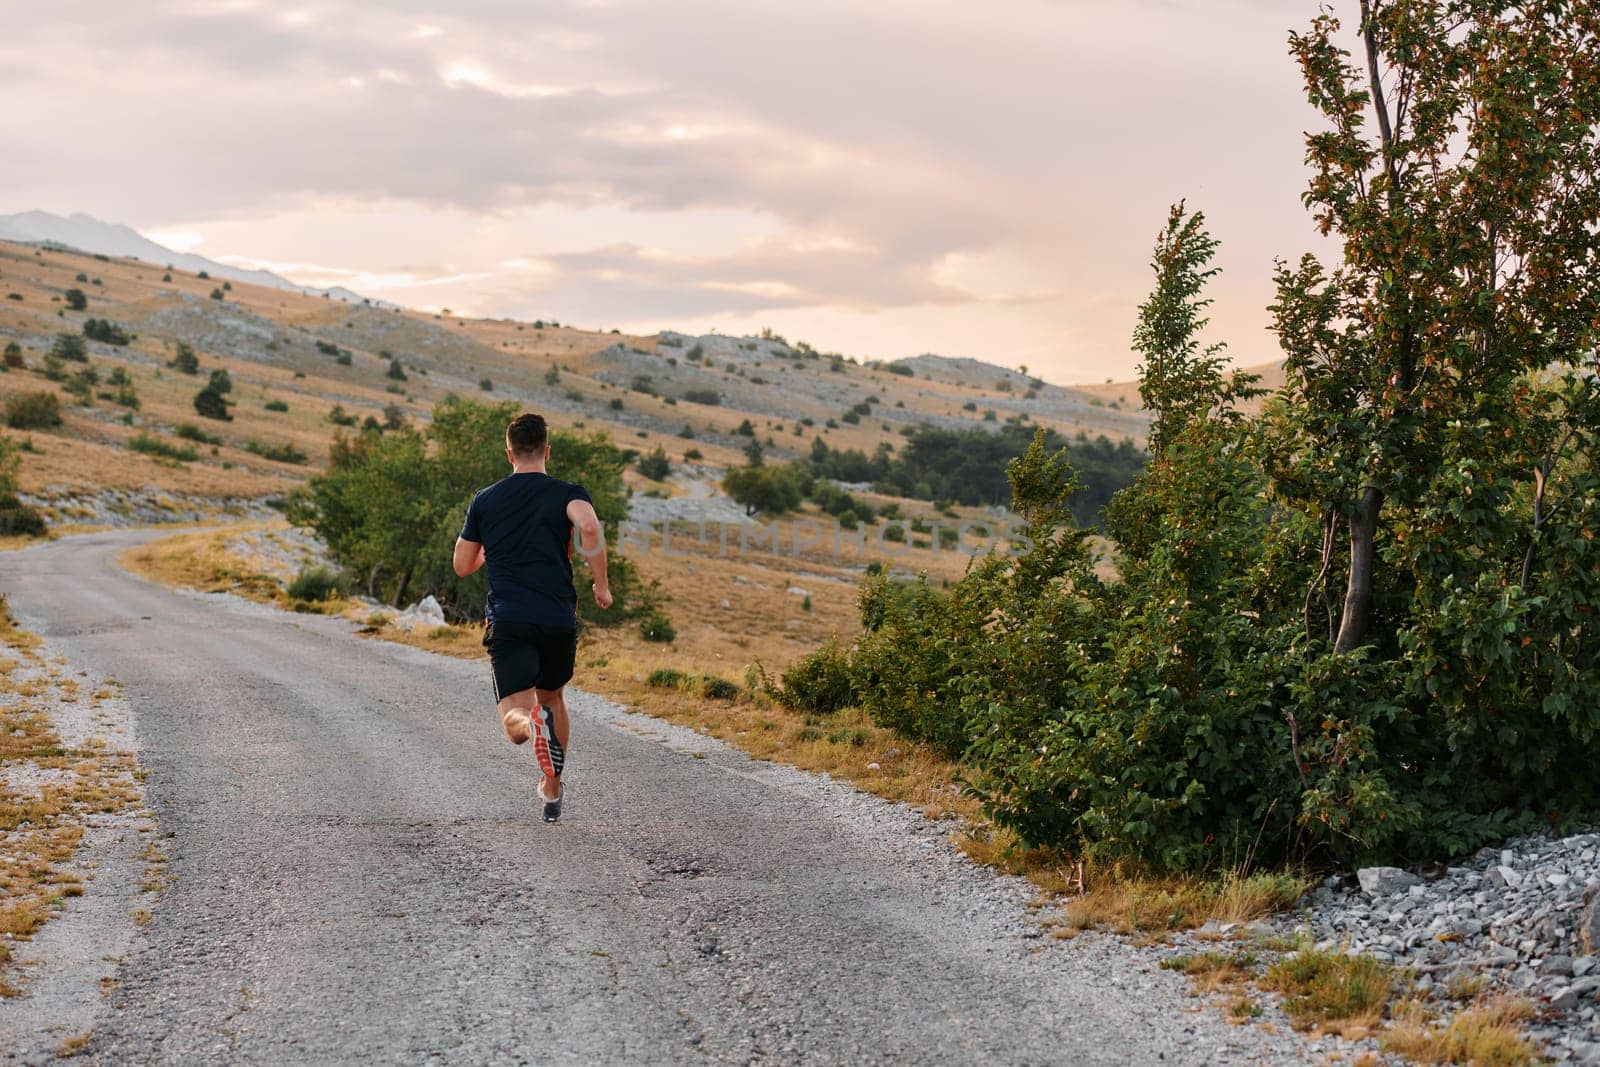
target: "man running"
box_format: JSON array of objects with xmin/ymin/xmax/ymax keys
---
[{"xmin": 453, "ymin": 412, "xmax": 611, "ymax": 823}]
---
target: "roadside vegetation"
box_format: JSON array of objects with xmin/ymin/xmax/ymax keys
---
[{"xmin": 0, "ymin": 596, "xmax": 146, "ymax": 997}]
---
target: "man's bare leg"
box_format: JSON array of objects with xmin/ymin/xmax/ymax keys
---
[
  {"xmin": 534, "ymin": 686, "xmax": 569, "ymax": 798},
  {"xmin": 497, "ymin": 689, "xmax": 536, "ymax": 744}
]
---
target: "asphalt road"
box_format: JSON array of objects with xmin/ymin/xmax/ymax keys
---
[{"xmin": 0, "ymin": 530, "xmax": 1300, "ymax": 1065}]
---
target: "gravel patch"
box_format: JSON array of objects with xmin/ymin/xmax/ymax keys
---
[{"xmin": 1270, "ymin": 833, "xmax": 1600, "ymax": 1062}]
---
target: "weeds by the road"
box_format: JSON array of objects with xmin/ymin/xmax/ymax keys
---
[{"xmin": 0, "ymin": 596, "xmax": 146, "ymax": 996}]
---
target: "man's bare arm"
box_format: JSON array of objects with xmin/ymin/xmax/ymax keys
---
[
  {"xmin": 453, "ymin": 537, "xmax": 485, "ymax": 578},
  {"xmin": 566, "ymin": 499, "xmax": 612, "ymax": 609}
]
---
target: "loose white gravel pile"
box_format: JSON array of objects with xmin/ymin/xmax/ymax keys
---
[{"xmin": 1274, "ymin": 831, "xmax": 1600, "ymax": 1062}]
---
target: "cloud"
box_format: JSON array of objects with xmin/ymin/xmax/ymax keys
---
[{"xmin": 2, "ymin": 0, "xmax": 1326, "ymax": 379}]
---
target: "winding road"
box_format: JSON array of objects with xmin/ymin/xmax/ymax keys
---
[{"xmin": 0, "ymin": 531, "xmax": 1298, "ymax": 1065}]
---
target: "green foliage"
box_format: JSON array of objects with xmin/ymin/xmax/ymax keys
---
[
  {"xmin": 82, "ymin": 318, "xmax": 129, "ymax": 345},
  {"xmin": 169, "ymin": 343, "xmax": 199, "ymax": 374},
  {"xmin": 50, "ymin": 333, "xmax": 87, "ymax": 362},
  {"xmin": 5, "ymin": 391, "xmax": 62, "ymax": 430},
  {"xmin": 193, "ymin": 387, "xmax": 231, "ymax": 421},
  {"xmin": 207, "ymin": 368, "xmax": 233, "ymax": 394},
  {"xmin": 806, "ymin": 426, "xmax": 1144, "ymax": 526},
  {"xmin": 722, "ymin": 464, "xmax": 803, "ymax": 516},
  {"xmin": 387, "ymin": 360, "xmax": 407, "ymax": 381},
  {"xmin": 242, "ymin": 439, "xmax": 308, "ymax": 465},
  {"xmin": 2, "ymin": 342, "xmax": 22, "ymax": 369},
  {"xmin": 264, "ymin": 398, "xmax": 289, "ymax": 412},
  {"xmin": 287, "ymin": 565, "xmax": 342, "ymax": 602},
  {"xmin": 802, "ymin": 66, "xmax": 1600, "ymax": 877},
  {"xmin": 0, "ymin": 434, "xmax": 46, "ymax": 536},
  {"xmin": 682, "ymin": 388, "xmax": 720, "ymax": 405},
  {"xmin": 327, "ymin": 404, "xmax": 357, "ymax": 427},
  {"xmin": 637, "ymin": 445, "xmax": 671, "ymax": 481},
  {"xmin": 128, "ymin": 433, "xmax": 198, "ymax": 463},
  {"xmin": 174, "ymin": 423, "xmax": 221, "ymax": 445},
  {"xmin": 63, "ymin": 288, "xmax": 87, "ymax": 311},
  {"xmin": 478, "ymin": 377, "xmax": 493, "ymax": 392},
  {"xmin": 770, "ymin": 639, "xmax": 858, "ymax": 715},
  {"xmin": 638, "ymin": 610, "xmax": 676, "ymax": 643}
]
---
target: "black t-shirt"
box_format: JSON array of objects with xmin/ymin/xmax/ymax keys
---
[{"xmin": 460, "ymin": 472, "xmax": 593, "ymax": 628}]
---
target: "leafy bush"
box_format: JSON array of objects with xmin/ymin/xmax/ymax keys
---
[
  {"xmin": 722, "ymin": 465, "xmax": 802, "ymax": 516},
  {"xmin": 327, "ymin": 404, "xmax": 357, "ymax": 427},
  {"xmin": 2, "ymin": 342, "xmax": 22, "ymax": 369},
  {"xmin": 264, "ymin": 398, "xmax": 289, "ymax": 412},
  {"xmin": 64, "ymin": 288, "xmax": 87, "ymax": 310},
  {"xmin": 771, "ymin": 639, "xmax": 858, "ymax": 715},
  {"xmin": 207, "ymin": 368, "xmax": 232, "ymax": 394},
  {"xmin": 193, "ymin": 387, "xmax": 231, "ymax": 421},
  {"xmin": 175, "ymin": 423, "xmax": 221, "ymax": 445},
  {"xmin": 700, "ymin": 676, "xmax": 740, "ymax": 701},
  {"xmin": 0, "ymin": 434, "xmax": 45, "ymax": 535},
  {"xmin": 682, "ymin": 389, "xmax": 720, "ymax": 405},
  {"xmin": 639, "ymin": 611, "xmax": 677, "ymax": 643},
  {"xmin": 5, "ymin": 391, "xmax": 62, "ymax": 429},
  {"xmin": 51, "ymin": 333, "xmax": 87, "ymax": 362},
  {"xmin": 387, "ymin": 360, "xmax": 407, "ymax": 381},
  {"xmin": 287, "ymin": 565, "xmax": 342, "ymax": 602},
  {"xmin": 646, "ymin": 667, "xmax": 689, "ymax": 689},
  {"xmin": 242, "ymin": 439, "xmax": 308, "ymax": 465},
  {"xmin": 82, "ymin": 318, "xmax": 129, "ymax": 345},
  {"xmin": 128, "ymin": 434, "xmax": 198, "ymax": 462},
  {"xmin": 169, "ymin": 343, "xmax": 199, "ymax": 374},
  {"xmin": 637, "ymin": 446, "xmax": 671, "ymax": 481},
  {"xmin": 478, "ymin": 377, "xmax": 493, "ymax": 391}
]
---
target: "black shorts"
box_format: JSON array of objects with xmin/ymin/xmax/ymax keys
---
[{"xmin": 483, "ymin": 621, "xmax": 578, "ymax": 698}]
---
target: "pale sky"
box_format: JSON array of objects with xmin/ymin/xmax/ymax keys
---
[{"xmin": 4, "ymin": 0, "xmax": 1329, "ymax": 383}]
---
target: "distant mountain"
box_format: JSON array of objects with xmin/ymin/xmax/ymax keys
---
[{"xmin": 0, "ymin": 211, "xmax": 392, "ymax": 308}]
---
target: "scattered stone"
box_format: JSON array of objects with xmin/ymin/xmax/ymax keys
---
[
  {"xmin": 394, "ymin": 595, "xmax": 447, "ymax": 631},
  {"xmin": 1357, "ymin": 866, "xmax": 1421, "ymax": 895}
]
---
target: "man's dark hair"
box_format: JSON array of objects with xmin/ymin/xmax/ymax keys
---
[{"xmin": 506, "ymin": 412, "xmax": 549, "ymax": 456}]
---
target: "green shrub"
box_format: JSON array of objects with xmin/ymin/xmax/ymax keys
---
[
  {"xmin": 51, "ymin": 333, "xmax": 87, "ymax": 362},
  {"xmin": 128, "ymin": 433, "xmax": 198, "ymax": 462},
  {"xmin": 700, "ymin": 676, "xmax": 740, "ymax": 701},
  {"xmin": 646, "ymin": 667, "xmax": 689, "ymax": 689},
  {"xmin": 242, "ymin": 439, "xmax": 308, "ymax": 465},
  {"xmin": 5, "ymin": 391, "xmax": 62, "ymax": 429},
  {"xmin": 287, "ymin": 565, "xmax": 342, "ymax": 602},
  {"xmin": 0, "ymin": 435, "xmax": 45, "ymax": 535},
  {"xmin": 2, "ymin": 342, "xmax": 22, "ymax": 369},
  {"xmin": 637, "ymin": 446, "xmax": 671, "ymax": 481},
  {"xmin": 478, "ymin": 377, "xmax": 493, "ymax": 391},
  {"xmin": 771, "ymin": 638, "xmax": 858, "ymax": 715},
  {"xmin": 82, "ymin": 318, "xmax": 129, "ymax": 345},
  {"xmin": 639, "ymin": 611, "xmax": 677, "ymax": 643},
  {"xmin": 264, "ymin": 398, "xmax": 289, "ymax": 412},
  {"xmin": 64, "ymin": 288, "xmax": 87, "ymax": 311},
  {"xmin": 193, "ymin": 387, "xmax": 231, "ymax": 421},
  {"xmin": 169, "ymin": 343, "xmax": 199, "ymax": 374},
  {"xmin": 174, "ymin": 423, "xmax": 222, "ymax": 445},
  {"xmin": 682, "ymin": 389, "xmax": 720, "ymax": 405}
]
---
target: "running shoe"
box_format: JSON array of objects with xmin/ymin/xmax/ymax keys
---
[
  {"xmin": 530, "ymin": 704, "xmax": 563, "ymax": 780},
  {"xmin": 538, "ymin": 775, "xmax": 562, "ymax": 823}
]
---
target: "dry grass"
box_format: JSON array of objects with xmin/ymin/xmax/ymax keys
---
[
  {"xmin": 1261, "ymin": 948, "xmax": 1395, "ymax": 1037},
  {"xmin": 0, "ymin": 596, "xmax": 144, "ymax": 996},
  {"xmin": 1382, "ymin": 996, "xmax": 1540, "ymax": 1065}
]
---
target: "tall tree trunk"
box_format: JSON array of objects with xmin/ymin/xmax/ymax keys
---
[{"xmin": 1334, "ymin": 485, "xmax": 1384, "ymax": 654}]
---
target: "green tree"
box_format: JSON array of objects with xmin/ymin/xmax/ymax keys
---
[
  {"xmin": 193, "ymin": 387, "xmax": 231, "ymax": 421},
  {"xmin": 63, "ymin": 288, "xmax": 87, "ymax": 311},
  {"xmin": 722, "ymin": 465, "xmax": 802, "ymax": 516},
  {"xmin": 637, "ymin": 446, "xmax": 671, "ymax": 481},
  {"xmin": 0, "ymin": 433, "xmax": 46, "ymax": 535},
  {"xmin": 50, "ymin": 333, "xmax": 87, "ymax": 363},
  {"xmin": 207, "ymin": 368, "xmax": 233, "ymax": 394},
  {"xmin": 169, "ymin": 343, "xmax": 199, "ymax": 374},
  {"xmin": 1273, "ymin": 0, "xmax": 1600, "ymax": 655},
  {"xmin": 387, "ymin": 360, "xmax": 407, "ymax": 382}
]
